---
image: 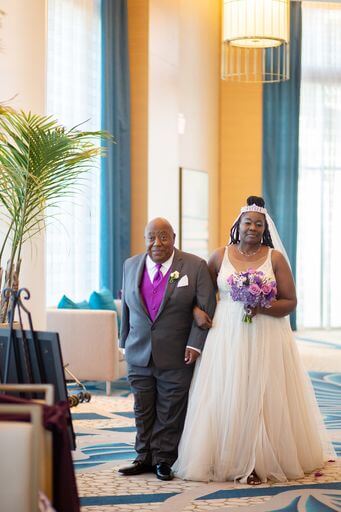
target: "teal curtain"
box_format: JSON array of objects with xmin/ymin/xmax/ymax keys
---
[
  {"xmin": 100, "ymin": 0, "xmax": 131, "ymax": 297},
  {"xmin": 262, "ymin": 3, "xmax": 302, "ymax": 329}
]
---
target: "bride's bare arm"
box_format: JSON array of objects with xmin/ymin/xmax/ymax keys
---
[{"xmin": 256, "ymin": 250, "xmax": 297, "ymax": 318}]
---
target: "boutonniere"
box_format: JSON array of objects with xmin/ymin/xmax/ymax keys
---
[{"xmin": 169, "ymin": 271, "xmax": 180, "ymax": 283}]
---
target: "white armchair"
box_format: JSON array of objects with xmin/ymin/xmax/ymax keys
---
[{"xmin": 46, "ymin": 300, "xmax": 126, "ymax": 395}]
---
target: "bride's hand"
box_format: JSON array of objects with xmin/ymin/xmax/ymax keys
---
[{"xmin": 193, "ymin": 305, "xmax": 212, "ymax": 329}]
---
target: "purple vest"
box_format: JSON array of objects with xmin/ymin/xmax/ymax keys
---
[{"xmin": 140, "ymin": 265, "xmax": 172, "ymax": 321}]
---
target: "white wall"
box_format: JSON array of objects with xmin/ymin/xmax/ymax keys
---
[
  {"xmin": 148, "ymin": 0, "xmax": 220, "ymax": 249},
  {"xmin": 178, "ymin": 0, "xmax": 220, "ymax": 251},
  {"xmin": 0, "ymin": 0, "xmax": 46, "ymax": 328},
  {"xmin": 148, "ymin": 0, "xmax": 180, "ymax": 232}
]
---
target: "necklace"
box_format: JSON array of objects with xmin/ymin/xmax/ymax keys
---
[{"xmin": 237, "ymin": 244, "xmax": 262, "ymax": 257}]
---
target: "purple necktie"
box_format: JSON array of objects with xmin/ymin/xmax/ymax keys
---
[{"xmin": 152, "ymin": 264, "xmax": 163, "ymax": 287}]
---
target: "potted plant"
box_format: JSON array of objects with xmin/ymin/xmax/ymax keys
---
[{"xmin": 0, "ymin": 105, "xmax": 108, "ymax": 322}]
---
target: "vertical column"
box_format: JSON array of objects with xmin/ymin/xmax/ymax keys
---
[
  {"xmin": 127, "ymin": 0, "xmax": 149, "ymax": 254},
  {"xmin": 219, "ymin": 81, "xmax": 263, "ymax": 244}
]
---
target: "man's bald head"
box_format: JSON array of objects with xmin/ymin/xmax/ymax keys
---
[{"xmin": 144, "ymin": 218, "xmax": 176, "ymax": 263}]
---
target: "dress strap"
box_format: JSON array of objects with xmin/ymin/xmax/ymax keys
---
[
  {"xmin": 262, "ymin": 248, "xmax": 275, "ymax": 276},
  {"xmin": 267, "ymin": 247, "xmax": 273, "ymax": 261},
  {"xmin": 221, "ymin": 246, "xmax": 229, "ymax": 268},
  {"xmin": 217, "ymin": 246, "xmax": 233, "ymax": 278}
]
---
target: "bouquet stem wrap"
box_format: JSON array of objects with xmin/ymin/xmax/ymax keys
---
[{"xmin": 243, "ymin": 306, "xmax": 253, "ymax": 323}]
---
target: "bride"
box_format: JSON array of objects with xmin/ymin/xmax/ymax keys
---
[{"xmin": 173, "ymin": 196, "xmax": 334, "ymax": 484}]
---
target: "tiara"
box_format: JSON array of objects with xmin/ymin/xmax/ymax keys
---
[{"xmin": 240, "ymin": 204, "xmax": 267, "ymax": 214}]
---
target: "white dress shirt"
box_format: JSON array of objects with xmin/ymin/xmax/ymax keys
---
[
  {"xmin": 145, "ymin": 252, "xmax": 200, "ymax": 354},
  {"xmin": 146, "ymin": 252, "xmax": 175, "ymax": 283}
]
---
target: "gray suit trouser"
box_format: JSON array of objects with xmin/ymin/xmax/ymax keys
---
[{"xmin": 128, "ymin": 359, "xmax": 194, "ymax": 466}]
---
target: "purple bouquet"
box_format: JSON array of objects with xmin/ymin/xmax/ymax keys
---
[{"xmin": 227, "ymin": 268, "xmax": 277, "ymax": 323}]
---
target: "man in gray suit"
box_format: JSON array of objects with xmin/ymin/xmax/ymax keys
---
[{"xmin": 118, "ymin": 217, "xmax": 216, "ymax": 480}]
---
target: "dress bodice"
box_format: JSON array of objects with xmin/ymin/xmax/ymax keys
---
[{"xmin": 217, "ymin": 246, "xmax": 276, "ymax": 301}]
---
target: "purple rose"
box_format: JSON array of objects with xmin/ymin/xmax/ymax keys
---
[
  {"xmin": 261, "ymin": 283, "xmax": 272, "ymax": 295},
  {"xmin": 249, "ymin": 284, "xmax": 261, "ymax": 296}
]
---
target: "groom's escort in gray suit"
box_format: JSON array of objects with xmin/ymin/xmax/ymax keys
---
[{"xmin": 119, "ymin": 218, "xmax": 216, "ymax": 480}]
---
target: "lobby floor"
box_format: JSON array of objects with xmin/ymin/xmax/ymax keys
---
[{"xmin": 72, "ymin": 331, "xmax": 341, "ymax": 512}]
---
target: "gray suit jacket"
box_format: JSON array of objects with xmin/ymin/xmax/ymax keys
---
[{"xmin": 120, "ymin": 248, "xmax": 216, "ymax": 369}]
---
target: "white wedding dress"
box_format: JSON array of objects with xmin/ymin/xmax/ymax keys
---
[{"xmin": 174, "ymin": 247, "xmax": 333, "ymax": 483}]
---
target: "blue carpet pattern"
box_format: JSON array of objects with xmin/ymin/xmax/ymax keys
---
[
  {"xmin": 78, "ymin": 482, "xmax": 341, "ymax": 511},
  {"xmin": 73, "ymin": 338, "xmax": 341, "ymax": 512},
  {"xmin": 75, "ymin": 443, "xmax": 136, "ymax": 471}
]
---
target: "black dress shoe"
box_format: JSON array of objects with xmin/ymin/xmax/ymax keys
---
[
  {"xmin": 155, "ymin": 463, "xmax": 174, "ymax": 481},
  {"xmin": 118, "ymin": 461, "xmax": 154, "ymax": 476}
]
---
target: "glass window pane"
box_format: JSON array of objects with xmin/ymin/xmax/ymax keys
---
[
  {"xmin": 46, "ymin": 0, "xmax": 101, "ymax": 306},
  {"xmin": 297, "ymin": 2, "xmax": 341, "ymax": 328}
]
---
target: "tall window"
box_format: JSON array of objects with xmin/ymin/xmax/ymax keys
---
[
  {"xmin": 46, "ymin": 0, "xmax": 101, "ymax": 306},
  {"xmin": 297, "ymin": 2, "xmax": 341, "ymax": 328}
]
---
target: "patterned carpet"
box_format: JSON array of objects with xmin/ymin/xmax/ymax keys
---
[{"xmin": 71, "ymin": 331, "xmax": 341, "ymax": 512}]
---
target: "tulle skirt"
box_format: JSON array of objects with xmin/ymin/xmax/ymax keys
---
[{"xmin": 173, "ymin": 298, "xmax": 333, "ymax": 482}]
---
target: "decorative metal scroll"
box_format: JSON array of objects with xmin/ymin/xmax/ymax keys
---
[{"xmin": 1, "ymin": 288, "xmax": 45, "ymax": 386}]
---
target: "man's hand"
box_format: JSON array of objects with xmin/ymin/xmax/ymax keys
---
[
  {"xmin": 193, "ymin": 305, "xmax": 212, "ymax": 329},
  {"xmin": 184, "ymin": 347, "xmax": 200, "ymax": 365}
]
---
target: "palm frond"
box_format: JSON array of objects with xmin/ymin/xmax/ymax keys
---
[{"xmin": 0, "ymin": 106, "xmax": 112, "ymax": 315}]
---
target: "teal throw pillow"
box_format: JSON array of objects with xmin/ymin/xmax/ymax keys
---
[
  {"xmin": 76, "ymin": 300, "xmax": 91, "ymax": 309},
  {"xmin": 58, "ymin": 295, "xmax": 77, "ymax": 309},
  {"xmin": 89, "ymin": 288, "xmax": 115, "ymax": 310},
  {"xmin": 57, "ymin": 295, "xmax": 90, "ymax": 309},
  {"xmin": 89, "ymin": 288, "xmax": 120, "ymax": 330}
]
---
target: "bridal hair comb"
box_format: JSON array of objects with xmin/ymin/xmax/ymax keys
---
[{"xmin": 240, "ymin": 204, "xmax": 267, "ymax": 215}]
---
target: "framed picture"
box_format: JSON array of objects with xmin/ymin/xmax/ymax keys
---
[{"xmin": 179, "ymin": 168, "xmax": 209, "ymax": 260}]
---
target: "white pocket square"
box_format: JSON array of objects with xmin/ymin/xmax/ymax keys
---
[{"xmin": 177, "ymin": 275, "xmax": 188, "ymax": 287}]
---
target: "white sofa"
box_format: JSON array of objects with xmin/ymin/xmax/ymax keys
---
[{"xmin": 46, "ymin": 300, "xmax": 126, "ymax": 395}]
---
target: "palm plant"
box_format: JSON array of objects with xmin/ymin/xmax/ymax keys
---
[{"xmin": 0, "ymin": 105, "xmax": 108, "ymax": 322}]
